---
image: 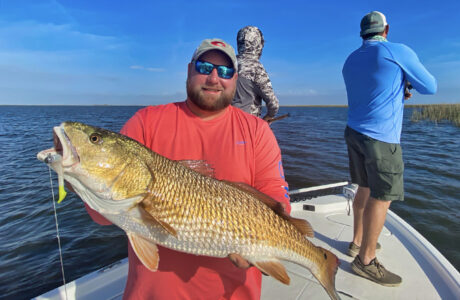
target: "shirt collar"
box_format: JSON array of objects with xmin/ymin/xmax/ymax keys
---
[{"xmin": 365, "ymin": 35, "xmax": 388, "ymax": 42}]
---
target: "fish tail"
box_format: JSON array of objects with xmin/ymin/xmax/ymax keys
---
[{"xmin": 314, "ymin": 247, "xmax": 341, "ymax": 300}]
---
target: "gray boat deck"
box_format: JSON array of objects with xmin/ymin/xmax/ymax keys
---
[{"xmin": 261, "ymin": 193, "xmax": 457, "ymax": 300}]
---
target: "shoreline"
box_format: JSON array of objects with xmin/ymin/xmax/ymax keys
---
[{"xmin": 2, "ymin": 103, "xmax": 459, "ymax": 107}]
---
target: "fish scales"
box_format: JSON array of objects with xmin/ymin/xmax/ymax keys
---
[
  {"xmin": 122, "ymin": 135, "xmax": 323, "ymax": 266},
  {"xmin": 85, "ymin": 129, "xmax": 312, "ymax": 258},
  {"xmin": 142, "ymin": 157, "xmax": 309, "ymax": 260}
]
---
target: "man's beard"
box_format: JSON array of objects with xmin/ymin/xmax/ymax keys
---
[{"xmin": 186, "ymin": 80, "xmax": 234, "ymax": 112}]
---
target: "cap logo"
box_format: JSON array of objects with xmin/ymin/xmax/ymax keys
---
[{"xmin": 211, "ymin": 41, "xmax": 226, "ymax": 47}]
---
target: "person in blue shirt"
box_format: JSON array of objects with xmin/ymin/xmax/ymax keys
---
[{"xmin": 342, "ymin": 11, "xmax": 436, "ymax": 286}]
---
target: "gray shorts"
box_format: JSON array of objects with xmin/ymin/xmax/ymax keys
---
[{"xmin": 344, "ymin": 126, "xmax": 404, "ymax": 201}]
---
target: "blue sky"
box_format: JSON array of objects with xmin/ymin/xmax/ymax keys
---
[{"xmin": 1, "ymin": 0, "xmax": 459, "ymax": 106}]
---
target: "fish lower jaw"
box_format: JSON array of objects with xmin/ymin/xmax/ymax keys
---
[
  {"xmin": 61, "ymin": 157, "xmax": 79, "ymax": 168},
  {"xmin": 37, "ymin": 148, "xmax": 55, "ymax": 162}
]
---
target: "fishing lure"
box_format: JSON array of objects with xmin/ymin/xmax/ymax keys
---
[{"xmin": 44, "ymin": 153, "xmax": 67, "ymax": 203}]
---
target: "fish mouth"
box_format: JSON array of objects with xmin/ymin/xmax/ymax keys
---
[
  {"xmin": 53, "ymin": 129, "xmax": 63, "ymax": 157},
  {"xmin": 37, "ymin": 123, "xmax": 80, "ymax": 168},
  {"xmin": 53, "ymin": 123, "xmax": 80, "ymax": 167}
]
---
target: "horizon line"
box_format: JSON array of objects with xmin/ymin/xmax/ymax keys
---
[{"xmin": 1, "ymin": 103, "xmax": 459, "ymax": 107}]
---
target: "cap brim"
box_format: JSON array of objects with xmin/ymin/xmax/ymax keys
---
[{"xmin": 193, "ymin": 48, "xmax": 237, "ymax": 70}]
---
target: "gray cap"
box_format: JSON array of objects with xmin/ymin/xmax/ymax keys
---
[
  {"xmin": 360, "ymin": 11, "xmax": 388, "ymax": 37},
  {"xmin": 191, "ymin": 38, "xmax": 238, "ymax": 71}
]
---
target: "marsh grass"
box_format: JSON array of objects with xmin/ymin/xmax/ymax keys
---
[{"xmin": 410, "ymin": 104, "xmax": 460, "ymax": 127}]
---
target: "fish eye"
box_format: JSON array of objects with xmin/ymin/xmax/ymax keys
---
[{"xmin": 89, "ymin": 133, "xmax": 103, "ymax": 144}]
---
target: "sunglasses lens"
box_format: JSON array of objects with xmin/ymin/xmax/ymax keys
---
[
  {"xmin": 195, "ymin": 60, "xmax": 235, "ymax": 79},
  {"xmin": 217, "ymin": 66, "xmax": 235, "ymax": 79},
  {"xmin": 196, "ymin": 61, "xmax": 213, "ymax": 75}
]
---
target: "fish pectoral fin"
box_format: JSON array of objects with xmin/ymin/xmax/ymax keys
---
[
  {"xmin": 157, "ymin": 220, "xmax": 177, "ymax": 237},
  {"xmin": 127, "ymin": 233, "xmax": 160, "ymax": 272},
  {"xmin": 254, "ymin": 260, "xmax": 290, "ymax": 285},
  {"xmin": 139, "ymin": 206, "xmax": 178, "ymax": 237},
  {"xmin": 137, "ymin": 169, "xmax": 178, "ymax": 238}
]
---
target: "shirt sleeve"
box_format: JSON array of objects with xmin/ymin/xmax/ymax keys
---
[
  {"xmin": 253, "ymin": 121, "xmax": 290, "ymax": 213},
  {"xmin": 396, "ymin": 44, "xmax": 437, "ymax": 95},
  {"xmin": 120, "ymin": 110, "xmax": 146, "ymax": 144},
  {"xmin": 254, "ymin": 63, "xmax": 280, "ymax": 117}
]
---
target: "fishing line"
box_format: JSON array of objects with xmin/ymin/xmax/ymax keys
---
[{"xmin": 48, "ymin": 166, "xmax": 68, "ymax": 300}]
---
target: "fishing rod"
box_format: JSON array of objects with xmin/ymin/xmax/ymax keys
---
[{"xmin": 267, "ymin": 113, "xmax": 290, "ymax": 124}]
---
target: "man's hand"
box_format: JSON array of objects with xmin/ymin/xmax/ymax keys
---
[
  {"xmin": 404, "ymin": 90, "xmax": 412, "ymax": 100},
  {"xmin": 262, "ymin": 115, "xmax": 274, "ymax": 123},
  {"xmin": 404, "ymin": 82, "xmax": 413, "ymax": 100}
]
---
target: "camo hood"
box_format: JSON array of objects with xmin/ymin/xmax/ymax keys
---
[
  {"xmin": 237, "ymin": 26, "xmax": 264, "ymax": 59},
  {"xmin": 233, "ymin": 26, "xmax": 279, "ymax": 117}
]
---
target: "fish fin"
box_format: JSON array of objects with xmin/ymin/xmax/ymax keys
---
[
  {"xmin": 314, "ymin": 247, "xmax": 340, "ymax": 300},
  {"xmin": 224, "ymin": 181, "xmax": 284, "ymax": 212},
  {"xmin": 127, "ymin": 233, "xmax": 160, "ymax": 272},
  {"xmin": 225, "ymin": 181, "xmax": 314, "ymax": 237},
  {"xmin": 138, "ymin": 206, "xmax": 178, "ymax": 237},
  {"xmin": 137, "ymin": 166, "xmax": 178, "ymax": 238},
  {"xmin": 228, "ymin": 253, "xmax": 252, "ymax": 269},
  {"xmin": 157, "ymin": 220, "xmax": 177, "ymax": 237},
  {"xmin": 254, "ymin": 260, "xmax": 290, "ymax": 285},
  {"xmin": 178, "ymin": 160, "xmax": 215, "ymax": 177},
  {"xmin": 288, "ymin": 217, "xmax": 315, "ymax": 238}
]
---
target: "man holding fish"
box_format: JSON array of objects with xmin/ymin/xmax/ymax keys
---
[
  {"xmin": 103, "ymin": 38, "xmax": 285, "ymax": 299},
  {"xmin": 112, "ymin": 38, "xmax": 292, "ymax": 299}
]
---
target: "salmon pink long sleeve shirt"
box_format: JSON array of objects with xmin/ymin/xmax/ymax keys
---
[{"xmin": 86, "ymin": 102, "xmax": 290, "ymax": 300}]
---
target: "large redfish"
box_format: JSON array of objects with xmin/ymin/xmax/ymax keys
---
[{"xmin": 37, "ymin": 122, "xmax": 340, "ymax": 300}]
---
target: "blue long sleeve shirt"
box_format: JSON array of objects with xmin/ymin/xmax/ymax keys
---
[{"xmin": 342, "ymin": 40, "xmax": 437, "ymax": 143}]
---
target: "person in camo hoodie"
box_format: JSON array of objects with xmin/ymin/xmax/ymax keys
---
[{"xmin": 232, "ymin": 26, "xmax": 280, "ymax": 121}]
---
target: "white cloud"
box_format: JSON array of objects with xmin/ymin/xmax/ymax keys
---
[
  {"xmin": 0, "ymin": 20, "xmax": 122, "ymax": 52},
  {"xmin": 282, "ymin": 88, "xmax": 319, "ymax": 96},
  {"xmin": 130, "ymin": 65, "xmax": 164, "ymax": 72}
]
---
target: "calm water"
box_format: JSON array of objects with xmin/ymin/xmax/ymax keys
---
[{"xmin": 0, "ymin": 105, "xmax": 458, "ymax": 299}]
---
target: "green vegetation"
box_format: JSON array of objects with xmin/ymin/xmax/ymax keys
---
[{"xmin": 410, "ymin": 104, "xmax": 460, "ymax": 127}]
